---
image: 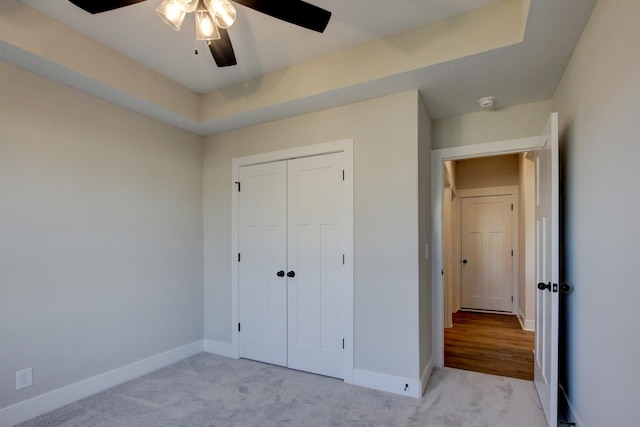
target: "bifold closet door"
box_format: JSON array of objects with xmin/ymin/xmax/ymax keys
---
[
  {"xmin": 287, "ymin": 152, "xmax": 345, "ymax": 379},
  {"xmin": 238, "ymin": 161, "xmax": 288, "ymax": 367}
]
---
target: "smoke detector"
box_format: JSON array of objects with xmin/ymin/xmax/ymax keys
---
[{"xmin": 478, "ymin": 96, "xmax": 496, "ymax": 109}]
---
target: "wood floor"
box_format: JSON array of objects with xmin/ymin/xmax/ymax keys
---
[{"xmin": 444, "ymin": 311, "xmax": 534, "ymax": 381}]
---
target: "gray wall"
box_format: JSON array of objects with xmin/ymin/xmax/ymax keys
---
[
  {"xmin": 418, "ymin": 96, "xmax": 433, "ymax": 380},
  {"xmin": 203, "ymin": 90, "xmax": 428, "ymax": 380},
  {"xmin": 0, "ymin": 62, "xmax": 204, "ymax": 409},
  {"xmin": 552, "ymin": 0, "xmax": 640, "ymax": 424},
  {"xmin": 432, "ymin": 100, "xmax": 551, "ymax": 150}
]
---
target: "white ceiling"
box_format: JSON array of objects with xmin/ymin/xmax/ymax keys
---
[
  {"xmin": 22, "ymin": 0, "xmax": 505, "ymax": 94},
  {"xmin": 8, "ymin": 0, "xmax": 598, "ymax": 133}
]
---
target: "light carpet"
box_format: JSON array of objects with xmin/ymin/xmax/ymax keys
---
[{"xmin": 17, "ymin": 353, "xmax": 547, "ymax": 426}]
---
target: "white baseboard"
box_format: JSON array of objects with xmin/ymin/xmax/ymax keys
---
[
  {"xmin": 420, "ymin": 358, "xmax": 434, "ymax": 397},
  {"xmin": 559, "ymin": 383, "xmax": 585, "ymax": 427},
  {"xmin": 352, "ymin": 369, "xmax": 422, "ymax": 399},
  {"xmin": 203, "ymin": 339, "xmax": 238, "ymax": 359},
  {"xmin": 517, "ymin": 308, "xmax": 535, "ymax": 331},
  {"xmin": 0, "ymin": 341, "xmax": 204, "ymax": 427}
]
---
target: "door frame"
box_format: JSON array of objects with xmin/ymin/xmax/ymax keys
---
[
  {"xmin": 231, "ymin": 139, "xmax": 354, "ymax": 383},
  {"xmin": 431, "ymin": 136, "xmax": 539, "ymax": 368}
]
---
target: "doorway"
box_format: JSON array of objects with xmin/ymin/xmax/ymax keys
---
[
  {"xmin": 442, "ymin": 153, "xmax": 533, "ymax": 379},
  {"xmin": 432, "ymin": 115, "xmax": 560, "ymax": 424},
  {"xmin": 431, "ymin": 137, "xmax": 540, "ymax": 370}
]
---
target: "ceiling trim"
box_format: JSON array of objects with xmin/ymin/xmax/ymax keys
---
[{"xmin": 2, "ymin": 0, "xmax": 529, "ymax": 135}]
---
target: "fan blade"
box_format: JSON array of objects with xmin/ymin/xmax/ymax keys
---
[
  {"xmin": 208, "ymin": 28, "xmax": 237, "ymax": 67},
  {"xmin": 233, "ymin": 0, "xmax": 331, "ymax": 33},
  {"xmin": 69, "ymin": 0, "xmax": 147, "ymax": 14}
]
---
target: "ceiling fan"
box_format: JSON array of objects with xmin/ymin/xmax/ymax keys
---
[{"xmin": 68, "ymin": 0, "xmax": 332, "ymax": 67}]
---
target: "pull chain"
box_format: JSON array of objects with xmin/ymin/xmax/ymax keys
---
[{"xmin": 194, "ymin": 14, "xmax": 199, "ymax": 55}]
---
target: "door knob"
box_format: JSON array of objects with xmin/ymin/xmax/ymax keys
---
[
  {"xmin": 287, "ymin": 271, "xmax": 296, "ymax": 278},
  {"xmin": 560, "ymin": 283, "xmax": 573, "ymax": 294},
  {"xmin": 537, "ymin": 282, "xmax": 551, "ymax": 291},
  {"xmin": 276, "ymin": 270, "xmax": 285, "ymax": 277},
  {"xmin": 462, "ymin": 259, "xmax": 468, "ymax": 264}
]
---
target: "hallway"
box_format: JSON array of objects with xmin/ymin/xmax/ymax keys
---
[{"xmin": 444, "ymin": 311, "xmax": 534, "ymax": 380}]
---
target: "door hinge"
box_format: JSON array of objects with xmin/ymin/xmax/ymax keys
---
[
  {"xmin": 553, "ymin": 283, "xmax": 558, "ymax": 293},
  {"xmin": 234, "ymin": 181, "xmax": 241, "ymax": 192},
  {"xmin": 342, "ymin": 338, "xmax": 345, "ymax": 349},
  {"xmin": 511, "ymin": 249, "xmax": 514, "ymax": 257},
  {"xmin": 342, "ymin": 254, "xmax": 345, "ymax": 265},
  {"xmin": 511, "ymin": 296, "xmax": 514, "ymax": 302},
  {"xmin": 238, "ymin": 253, "xmax": 241, "ymax": 262},
  {"xmin": 511, "ymin": 203, "xmax": 514, "ymax": 211},
  {"xmin": 342, "ymin": 170, "xmax": 345, "ymax": 181},
  {"xmin": 238, "ymin": 323, "xmax": 241, "ymax": 332}
]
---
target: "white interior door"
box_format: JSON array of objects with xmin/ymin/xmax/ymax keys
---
[
  {"xmin": 287, "ymin": 153, "xmax": 345, "ymax": 378},
  {"xmin": 534, "ymin": 113, "xmax": 559, "ymax": 427},
  {"xmin": 238, "ymin": 162, "xmax": 288, "ymax": 366},
  {"xmin": 460, "ymin": 195, "xmax": 514, "ymax": 312},
  {"xmin": 238, "ymin": 152, "xmax": 347, "ymax": 379}
]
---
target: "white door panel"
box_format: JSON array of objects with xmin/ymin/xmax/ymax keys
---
[
  {"xmin": 534, "ymin": 113, "xmax": 559, "ymax": 426},
  {"xmin": 288, "ymin": 153, "xmax": 344, "ymax": 378},
  {"xmin": 460, "ymin": 195, "xmax": 514, "ymax": 312},
  {"xmin": 238, "ymin": 162, "xmax": 288, "ymax": 367}
]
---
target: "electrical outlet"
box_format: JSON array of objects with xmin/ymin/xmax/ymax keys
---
[{"xmin": 16, "ymin": 368, "xmax": 33, "ymax": 390}]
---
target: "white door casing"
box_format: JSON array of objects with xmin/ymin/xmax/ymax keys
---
[
  {"xmin": 534, "ymin": 113, "xmax": 560, "ymax": 426},
  {"xmin": 231, "ymin": 140, "xmax": 354, "ymax": 383},
  {"xmin": 443, "ymin": 186, "xmax": 454, "ymax": 328},
  {"xmin": 460, "ymin": 195, "xmax": 514, "ymax": 312}
]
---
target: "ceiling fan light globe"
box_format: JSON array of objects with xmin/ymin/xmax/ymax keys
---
[
  {"xmin": 176, "ymin": 0, "xmax": 199, "ymax": 13},
  {"xmin": 156, "ymin": 0, "xmax": 186, "ymax": 31},
  {"xmin": 196, "ymin": 10, "xmax": 221, "ymax": 40},
  {"xmin": 204, "ymin": 0, "xmax": 236, "ymax": 29},
  {"xmin": 214, "ymin": 10, "xmax": 236, "ymax": 29}
]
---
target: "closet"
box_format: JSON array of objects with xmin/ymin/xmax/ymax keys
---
[{"xmin": 237, "ymin": 151, "xmax": 349, "ymax": 379}]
